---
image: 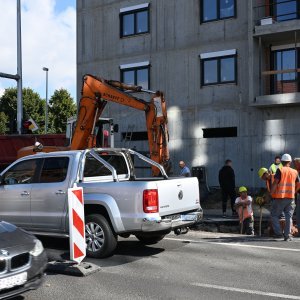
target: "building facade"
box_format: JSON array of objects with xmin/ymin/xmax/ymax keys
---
[{"xmin": 77, "ymin": 0, "xmax": 300, "ymax": 188}]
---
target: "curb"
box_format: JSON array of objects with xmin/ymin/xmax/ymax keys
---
[{"xmin": 192, "ymin": 217, "xmax": 270, "ymax": 234}]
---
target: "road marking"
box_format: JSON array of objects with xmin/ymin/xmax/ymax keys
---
[
  {"xmin": 165, "ymin": 237, "xmax": 300, "ymax": 252},
  {"xmin": 191, "ymin": 282, "xmax": 300, "ymax": 299}
]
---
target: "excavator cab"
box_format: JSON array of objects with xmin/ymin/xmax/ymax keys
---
[
  {"xmin": 66, "ymin": 116, "xmax": 117, "ymax": 148},
  {"xmin": 95, "ymin": 118, "xmax": 118, "ymax": 148}
]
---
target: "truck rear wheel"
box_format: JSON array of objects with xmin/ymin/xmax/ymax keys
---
[
  {"xmin": 135, "ymin": 234, "xmax": 165, "ymax": 245},
  {"xmin": 85, "ymin": 214, "xmax": 117, "ymax": 258}
]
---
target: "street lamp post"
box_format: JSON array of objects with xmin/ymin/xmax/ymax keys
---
[{"xmin": 42, "ymin": 67, "xmax": 49, "ymax": 134}]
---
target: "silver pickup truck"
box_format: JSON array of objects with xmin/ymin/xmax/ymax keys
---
[{"xmin": 0, "ymin": 148, "xmax": 202, "ymax": 258}]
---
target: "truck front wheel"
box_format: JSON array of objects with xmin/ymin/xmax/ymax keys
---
[
  {"xmin": 135, "ymin": 234, "xmax": 165, "ymax": 245},
  {"xmin": 85, "ymin": 214, "xmax": 117, "ymax": 258}
]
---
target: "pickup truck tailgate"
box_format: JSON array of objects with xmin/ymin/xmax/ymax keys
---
[{"xmin": 156, "ymin": 177, "xmax": 200, "ymax": 216}]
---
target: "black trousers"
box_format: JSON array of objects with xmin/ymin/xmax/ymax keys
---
[
  {"xmin": 221, "ymin": 188, "xmax": 236, "ymax": 213},
  {"xmin": 241, "ymin": 217, "xmax": 254, "ymax": 235}
]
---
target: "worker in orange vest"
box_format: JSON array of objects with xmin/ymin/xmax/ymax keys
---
[
  {"xmin": 234, "ymin": 186, "xmax": 254, "ymax": 235},
  {"xmin": 258, "ymin": 167, "xmax": 285, "ymax": 233},
  {"xmin": 258, "ymin": 167, "xmax": 274, "ymax": 202},
  {"xmin": 271, "ymin": 154, "xmax": 299, "ymax": 241}
]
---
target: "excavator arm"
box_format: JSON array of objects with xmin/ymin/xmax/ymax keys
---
[
  {"xmin": 17, "ymin": 74, "xmax": 171, "ymax": 176},
  {"xmin": 73, "ymin": 74, "xmax": 170, "ymax": 176}
]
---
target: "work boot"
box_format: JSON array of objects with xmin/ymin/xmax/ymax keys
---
[{"xmin": 284, "ymin": 235, "xmax": 293, "ymax": 242}]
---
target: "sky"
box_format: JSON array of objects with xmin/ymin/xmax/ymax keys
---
[{"xmin": 0, "ymin": 0, "xmax": 76, "ymax": 100}]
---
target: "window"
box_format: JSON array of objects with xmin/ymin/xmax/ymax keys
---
[
  {"xmin": 120, "ymin": 3, "xmax": 149, "ymax": 37},
  {"xmin": 84, "ymin": 154, "xmax": 128, "ymax": 178},
  {"xmin": 271, "ymin": 48, "xmax": 299, "ymax": 94},
  {"xmin": 39, "ymin": 157, "xmax": 69, "ymax": 183},
  {"xmin": 201, "ymin": 0, "xmax": 235, "ymax": 23},
  {"xmin": 2, "ymin": 159, "xmax": 37, "ymax": 185},
  {"xmin": 203, "ymin": 127, "xmax": 237, "ymax": 138},
  {"xmin": 120, "ymin": 63, "xmax": 150, "ymax": 89},
  {"xmin": 200, "ymin": 50, "xmax": 237, "ymax": 86},
  {"xmin": 121, "ymin": 131, "xmax": 148, "ymax": 141},
  {"xmin": 272, "ymin": 0, "xmax": 298, "ymax": 22}
]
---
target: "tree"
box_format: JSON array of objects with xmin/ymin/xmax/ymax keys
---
[
  {"xmin": 48, "ymin": 88, "xmax": 77, "ymax": 133},
  {"xmin": 0, "ymin": 87, "xmax": 45, "ymax": 133},
  {"xmin": 0, "ymin": 112, "xmax": 8, "ymax": 134}
]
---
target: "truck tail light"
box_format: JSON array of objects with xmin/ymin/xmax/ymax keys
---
[{"xmin": 143, "ymin": 189, "xmax": 159, "ymax": 213}]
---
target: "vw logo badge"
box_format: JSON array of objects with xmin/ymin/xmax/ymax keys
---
[
  {"xmin": 178, "ymin": 190, "xmax": 183, "ymax": 200},
  {"xmin": 0, "ymin": 249, "xmax": 9, "ymax": 256}
]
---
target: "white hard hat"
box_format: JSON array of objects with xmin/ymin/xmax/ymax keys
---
[{"xmin": 281, "ymin": 153, "xmax": 292, "ymax": 162}]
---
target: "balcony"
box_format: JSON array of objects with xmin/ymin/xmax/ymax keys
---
[
  {"xmin": 252, "ymin": 69, "xmax": 300, "ymax": 107},
  {"xmin": 253, "ymin": 0, "xmax": 300, "ymax": 39}
]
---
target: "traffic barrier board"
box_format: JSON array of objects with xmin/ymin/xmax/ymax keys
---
[{"xmin": 68, "ymin": 187, "xmax": 86, "ymax": 263}]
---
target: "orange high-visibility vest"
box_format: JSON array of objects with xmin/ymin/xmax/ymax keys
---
[
  {"xmin": 236, "ymin": 196, "xmax": 253, "ymax": 222},
  {"xmin": 273, "ymin": 167, "xmax": 298, "ymax": 199}
]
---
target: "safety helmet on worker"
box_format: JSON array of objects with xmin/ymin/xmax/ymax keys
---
[
  {"xmin": 238, "ymin": 186, "xmax": 247, "ymax": 193},
  {"xmin": 258, "ymin": 167, "xmax": 268, "ymax": 178},
  {"xmin": 281, "ymin": 153, "xmax": 292, "ymax": 162}
]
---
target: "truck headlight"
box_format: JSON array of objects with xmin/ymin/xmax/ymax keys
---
[{"xmin": 30, "ymin": 239, "xmax": 44, "ymax": 257}]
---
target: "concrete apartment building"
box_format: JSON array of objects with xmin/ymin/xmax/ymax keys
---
[{"xmin": 77, "ymin": 0, "xmax": 300, "ymax": 188}]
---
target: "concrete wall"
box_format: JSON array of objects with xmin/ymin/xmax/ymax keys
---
[{"xmin": 77, "ymin": 0, "xmax": 300, "ymax": 189}]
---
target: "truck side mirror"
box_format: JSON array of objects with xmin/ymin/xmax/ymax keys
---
[{"xmin": 113, "ymin": 124, "xmax": 119, "ymax": 133}]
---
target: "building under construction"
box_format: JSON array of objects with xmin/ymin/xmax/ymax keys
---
[{"xmin": 77, "ymin": 0, "xmax": 300, "ymax": 188}]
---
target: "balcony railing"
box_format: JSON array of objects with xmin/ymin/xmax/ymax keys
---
[
  {"xmin": 261, "ymin": 69, "xmax": 300, "ymax": 95},
  {"xmin": 253, "ymin": 0, "xmax": 299, "ymax": 25}
]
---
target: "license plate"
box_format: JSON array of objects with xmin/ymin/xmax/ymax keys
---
[
  {"xmin": 0, "ymin": 272, "xmax": 27, "ymax": 291},
  {"xmin": 181, "ymin": 214, "xmax": 197, "ymax": 221}
]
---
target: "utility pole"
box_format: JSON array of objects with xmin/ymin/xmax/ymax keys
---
[
  {"xmin": 17, "ymin": 0, "xmax": 23, "ymax": 134},
  {"xmin": 0, "ymin": 0, "xmax": 23, "ymax": 134}
]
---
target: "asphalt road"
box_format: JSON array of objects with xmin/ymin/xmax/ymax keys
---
[{"xmin": 14, "ymin": 231, "xmax": 300, "ymax": 300}]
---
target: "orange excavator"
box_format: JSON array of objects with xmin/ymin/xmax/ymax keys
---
[{"xmin": 17, "ymin": 74, "xmax": 171, "ymax": 176}]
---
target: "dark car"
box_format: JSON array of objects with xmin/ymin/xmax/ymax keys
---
[{"xmin": 0, "ymin": 221, "xmax": 47, "ymax": 300}]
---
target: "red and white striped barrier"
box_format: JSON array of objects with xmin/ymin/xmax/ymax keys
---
[{"xmin": 68, "ymin": 187, "xmax": 86, "ymax": 263}]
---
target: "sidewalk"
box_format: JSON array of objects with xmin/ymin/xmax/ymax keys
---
[
  {"xmin": 193, "ymin": 188, "xmax": 271, "ymax": 234},
  {"xmin": 193, "ymin": 207, "xmax": 271, "ymax": 234},
  {"xmin": 204, "ymin": 206, "xmax": 270, "ymax": 222}
]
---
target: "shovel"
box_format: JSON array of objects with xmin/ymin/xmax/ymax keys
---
[
  {"xmin": 259, "ymin": 206, "xmax": 263, "ymax": 236},
  {"xmin": 240, "ymin": 206, "xmax": 244, "ymax": 234}
]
